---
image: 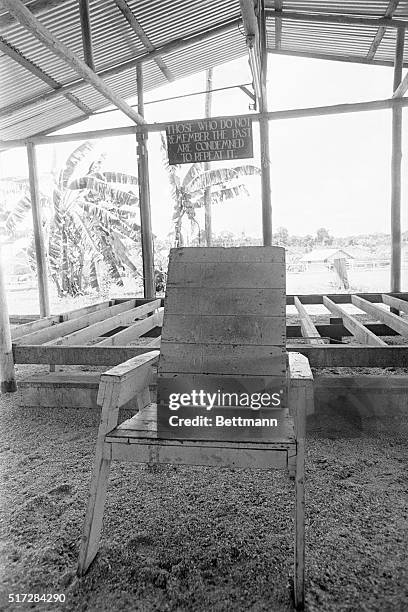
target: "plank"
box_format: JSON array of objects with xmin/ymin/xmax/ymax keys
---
[
  {"xmin": 146, "ymin": 336, "xmax": 161, "ymax": 348},
  {"xmin": 286, "ymin": 292, "xmax": 408, "ymax": 305},
  {"xmin": 294, "ymin": 296, "xmax": 325, "ymax": 345},
  {"xmin": 323, "ymin": 296, "xmax": 386, "ymax": 346},
  {"xmin": 165, "ymin": 288, "xmax": 285, "ymax": 316},
  {"xmin": 382, "ymin": 293, "xmax": 408, "ymax": 314},
  {"xmin": 161, "ymin": 314, "xmax": 285, "ymax": 345},
  {"xmin": 159, "ymin": 343, "xmax": 286, "ymax": 375},
  {"xmin": 13, "ymin": 345, "xmax": 155, "ymax": 366},
  {"xmin": 352, "ymin": 295, "xmax": 408, "ymax": 337},
  {"xmin": 48, "ymin": 300, "xmax": 161, "ymax": 345},
  {"xmin": 166, "ymin": 263, "xmax": 285, "ymax": 288},
  {"xmin": 14, "ymin": 299, "xmax": 136, "ymax": 345},
  {"xmin": 169, "ymin": 246, "xmax": 285, "ymax": 263},
  {"xmin": 97, "ymin": 310, "xmax": 163, "ymax": 346},
  {"xmin": 109, "ymin": 441, "xmax": 289, "ymax": 470}
]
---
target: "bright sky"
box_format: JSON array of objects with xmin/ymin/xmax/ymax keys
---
[{"xmin": 1, "ymin": 54, "xmax": 407, "ymax": 241}]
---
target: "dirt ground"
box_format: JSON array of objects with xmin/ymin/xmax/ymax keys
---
[{"xmin": 1, "ymin": 364, "xmax": 408, "ymax": 612}]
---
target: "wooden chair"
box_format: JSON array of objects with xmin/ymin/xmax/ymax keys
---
[{"xmin": 78, "ymin": 247, "xmax": 313, "ymax": 610}]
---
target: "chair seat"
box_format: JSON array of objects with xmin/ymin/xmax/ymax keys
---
[{"xmin": 104, "ymin": 403, "xmax": 296, "ymax": 470}]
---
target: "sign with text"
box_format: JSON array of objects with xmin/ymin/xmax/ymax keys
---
[{"xmin": 166, "ymin": 115, "xmax": 253, "ymax": 165}]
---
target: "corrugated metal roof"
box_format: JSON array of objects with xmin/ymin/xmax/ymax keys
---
[{"xmin": 1, "ymin": 0, "xmax": 407, "ymax": 144}]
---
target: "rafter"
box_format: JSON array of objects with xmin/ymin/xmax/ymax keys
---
[
  {"xmin": 367, "ymin": 0, "xmax": 401, "ymax": 60},
  {"xmin": 0, "ymin": 16, "xmax": 239, "ymax": 119},
  {"xmin": 264, "ymin": 7, "xmax": 408, "ymax": 29},
  {"xmin": 0, "ymin": 0, "xmax": 71, "ymax": 33},
  {"xmin": 0, "ymin": 37, "xmax": 92, "ymax": 118},
  {"xmin": 0, "ymin": 0, "xmax": 146, "ymax": 124},
  {"xmin": 112, "ymin": 0, "xmax": 174, "ymax": 82},
  {"xmin": 78, "ymin": 0, "xmax": 94, "ymax": 70},
  {"xmin": 274, "ymin": 0, "xmax": 282, "ymax": 50}
]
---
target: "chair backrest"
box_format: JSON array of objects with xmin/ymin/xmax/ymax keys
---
[{"xmin": 157, "ymin": 247, "xmax": 286, "ymax": 421}]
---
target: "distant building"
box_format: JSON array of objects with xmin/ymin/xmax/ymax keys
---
[{"xmin": 300, "ymin": 248, "xmax": 353, "ymax": 271}]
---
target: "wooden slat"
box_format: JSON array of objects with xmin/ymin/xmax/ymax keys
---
[
  {"xmin": 161, "ymin": 314, "xmax": 285, "ymax": 345},
  {"xmin": 159, "ymin": 343, "xmax": 286, "ymax": 375},
  {"xmin": 382, "ymin": 293, "xmax": 408, "ymax": 314},
  {"xmin": 14, "ymin": 300, "xmax": 137, "ymax": 345},
  {"xmin": 169, "ymin": 246, "xmax": 285, "ymax": 263},
  {"xmin": 166, "ymin": 262, "xmax": 285, "ymax": 288},
  {"xmin": 47, "ymin": 300, "xmax": 161, "ymax": 346},
  {"xmin": 97, "ymin": 310, "xmax": 163, "ymax": 346},
  {"xmin": 352, "ymin": 295, "xmax": 408, "ymax": 336},
  {"xmin": 323, "ymin": 296, "xmax": 386, "ymax": 346},
  {"xmin": 109, "ymin": 440, "xmax": 289, "ymax": 469},
  {"xmin": 165, "ymin": 288, "xmax": 285, "ymax": 316},
  {"xmin": 293, "ymin": 296, "xmax": 325, "ymax": 345}
]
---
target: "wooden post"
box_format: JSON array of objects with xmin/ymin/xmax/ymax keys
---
[
  {"xmin": 259, "ymin": 0, "xmax": 272, "ymax": 246},
  {"xmin": 390, "ymin": 27, "xmax": 405, "ymax": 310},
  {"xmin": 136, "ymin": 64, "xmax": 155, "ymax": 299},
  {"xmin": 0, "ymin": 243, "xmax": 16, "ymax": 392},
  {"xmin": 26, "ymin": 141, "xmax": 50, "ymax": 317},
  {"xmin": 204, "ymin": 68, "xmax": 213, "ymax": 246}
]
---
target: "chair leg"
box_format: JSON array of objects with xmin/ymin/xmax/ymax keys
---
[
  {"xmin": 294, "ymin": 439, "xmax": 305, "ymax": 610},
  {"xmin": 77, "ymin": 448, "xmax": 112, "ymax": 576}
]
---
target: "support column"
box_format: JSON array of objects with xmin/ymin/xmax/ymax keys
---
[
  {"xmin": 0, "ymin": 243, "xmax": 16, "ymax": 392},
  {"xmin": 259, "ymin": 0, "xmax": 272, "ymax": 246},
  {"xmin": 136, "ymin": 63, "xmax": 155, "ymax": 299},
  {"xmin": 204, "ymin": 68, "xmax": 213, "ymax": 246},
  {"xmin": 390, "ymin": 27, "xmax": 405, "ymax": 303},
  {"xmin": 26, "ymin": 141, "xmax": 50, "ymax": 317}
]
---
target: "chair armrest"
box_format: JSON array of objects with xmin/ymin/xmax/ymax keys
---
[{"xmin": 98, "ymin": 351, "xmax": 159, "ymax": 410}]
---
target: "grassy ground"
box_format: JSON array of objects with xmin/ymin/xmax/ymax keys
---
[{"xmin": 1, "ymin": 367, "xmax": 407, "ymax": 612}]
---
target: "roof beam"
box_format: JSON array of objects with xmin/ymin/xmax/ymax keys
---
[
  {"xmin": 0, "ymin": 0, "xmax": 71, "ymax": 33},
  {"xmin": 0, "ymin": 0, "xmax": 146, "ymax": 124},
  {"xmin": 78, "ymin": 0, "xmax": 95, "ymax": 70},
  {"xmin": 239, "ymin": 0, "xmax": 262, "ymax": 99},
  {"xmin": 0, "ymin": 37, "xmax": 92, "ymax": 117},
  {"xmin": 267, "ymin": 47, "xmax": 407, "ymax": 68},
  {"xmin": 264, "ymin": 7, "xmax": 408, "ymax": 29},
  {"xmin": 367, "ymin": 0, "xmax": 400, "ymax": 60},
  {"xmin": 3, "ymin": 95, "xmax": 408, "ymax": 149},
  {"xmin": 112, "ymin": 0, "xmax": 174, "ymax": 82},
  {"xmin": 274, "ymin": 0, "xmax": 282, "ymax": 50},
  {"xmin": 0, "ymin": 16, "xmax": 239, "ymax": 118}
]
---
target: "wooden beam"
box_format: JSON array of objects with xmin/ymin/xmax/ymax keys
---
[
  {"xmin": 259, "ymin": 0, "xmax": 272, "ymax": 246},
  {"xmin": 78, "ymin": 0, "xmax": 95, "ymax": 70},
  {"xmin": 274, "ymin": 0, "xmax": 282, "ymax": 50},
  {"xmin": 268, "ymin": 47, "xmax": 407, "ymax": 69},
  {"xmin": 294, "ymin": 296, "xmax": 325, "ymax": 345},
  {"xmin": 264, "ymin": 7, "xmax": 408, "ymax": 29},
  {"xmin": 0, "ymin": 38, "xmax": 92, "ymax": 118},
  {"xmin": 136, "ymin": 63, "xmax": 155, "ymax": 300},
  {"xmin": 286, "ymin": 345, "xmax": 408, "ymax": 368},
  {"xmin": 367, "ymin": 0, "xmax": 401, "ymax": 60},
  {"xmin": 97, "ymin": 309, "xmax": 163, "ymax": 346},
  {"xmin": 391, "ymin": 27, "xmax": 405, "ymax": 298},
  {"xmin": 4, "ymin": 96, "xmax": 408, "ymax": 150},
  {"xmin": 323, "ymin": 296, "xmax": 386, "ymax": 346},
  {"xmin": 1, "ymin": 0, "xmax": 146, "ymax": 124},
  {"xmin": 112, "ymin": 0, "xmax": 174, "ymax": 81},
  {"xmin": 49, "ymin": 300, "xmax": 161, "ymax": 346},
  {"xmin": 382, "ymin": 293, "xmax": 408, "ymax": 314},
  {"xmin": 0, "ymin": 0, "xmax": 72, "ymax": 33},
  {"xmin": 0, "ymin": 243, "xmax": 16, "ymax": 392},
  {"xmin": 13, "ymin": 344, "xmax": 155, "ymax": 365},
  {"xmin": 0, "ymin": 16, "xmax": 240, "ymax": 119},
  {"xmin": 26, "ymin": 141, "xmax": 50, "ymax": 317},
  {"xmin": 352, "ymin": 295, "xmax": 408, "ymax": 337},
  {"xmin": 204, "ymin": 68, "xmax": 213, "ymax": 246},
  {"xmin": 14, "ymin": 300, "xmax": 137, "ymax": 345}
]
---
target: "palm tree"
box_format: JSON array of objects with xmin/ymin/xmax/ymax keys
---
[
  {"xmin": 1, "ymin": 141, "xmax": 142, "ymax": 296},
  {"xmin": 161, "ymin": 134, "xmax": 261, "ymax": 247}
]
